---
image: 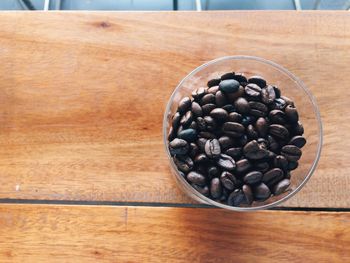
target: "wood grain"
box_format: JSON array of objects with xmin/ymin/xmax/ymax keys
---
[
  {"xmin": 0, "ymin": 204, "xmax": 349, "ymax": 262},
  {"xmin": 0, "ymin": 12, "xmax": 349, "ymax": 207}
]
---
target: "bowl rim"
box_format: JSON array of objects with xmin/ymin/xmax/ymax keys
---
[{"xmin": 163, "ymin": 55, "xmax": 323, "ymax": 211}]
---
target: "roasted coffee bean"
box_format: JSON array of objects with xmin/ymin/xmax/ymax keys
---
[
  {"xmin": 274, "ymin": 155, "xmax": 288, "ymax": 171},
  {"xmin": 208, "ymin": 86, "xmax": 219, "ymax": 94},
  {"xmin": 239, "ymin": 135, "xmax": 248, "ymax": 146},
  {"xmin": 169, "ymin": 138, "xmax": 189, "ymax": 155},
  {"xmin": 270, "ymin": 98, "xmax": 286, "ymax": 110},
  {"xmin": 208, "ymin": 166, "xmax": 220, "ymax": 179},
  {"xmin": 207, "ymin": 78, "xmax": 221, "ymax": 88},
  {"xmin": 269, "ymin": 110, "xmax": 286, "ymax": 124},
  {"xmin": 273, "ymin": 86, "xmax": 281, "ymax": 98},
  {"xmin": 196, "ymin": 117, "xmax": 206, "ymax": 131},
  {"xmin": 243, "ymin": 140, "xmax": 269, "ymax": 160},
  {"xmin": 205, "ymin": 139, "xmax": 221, "ymax": 159},
  {"xmin": 263, "ymin": 168, "xmax": 284, "ymax": 186},
  {"xmin": 222, "ymin": 122, "xmax": 245, "ymax": 137},
  {"xmin": 234, "ymin": 97, "xmax": 250, "ymax": 114},
  {"xmin": 228, "ymin": 189, "xmax": 245, "ymax": 206},
  {"xmin": 267, "ymin": 135, "xmax": 279, "ymax": 152},
  {"xmin": 176, "ymin": 125, "xmax": 183, "ymax": 136},
  {"xmin": 189, "ymin": 121, "xmax": 198, "ymax": 130},
  {"xmin": 221, "ymin": 72, "xmax": 235, "ymax": 80},
  {"xmin": 194, "ymin": 153, "xmax": 209, "ymax": 164},
  {"xmin": 202, "ymin": 103, "xmax": 216, "ymax": 115},
  {"xmin": 200, "ymin": 93, "xmax": 215, "ymax": 105},
  {"xmin": 244, "ymin": 171, "xmax": 263, "ymax": 184},
  {"xmin": 192, "ymin": 184, "xmax": 210, "ymax": 197},
  {"xmin": 210, "ymin": 178, "xmax": 222, "ymax": 199},
  {"xmin": 220, "ymin": 171, "xmax": 237, "ymax": 190},
  {"xmin": 210, "ymin": 108, "xmax": 228, "ymax": 121},
  {"xmin": 225, "ymin": 147, "xmax": 242, "ymax": 159},
  {"xmin": 197, "ymin": 138, "xmax": 207, "ymax": 152},
  {"xmin": 189, "ymin": 143, "xmax": 198, "ymax": 158},
  {"xmin": 249, "ymin": 101, "xmax": 268, "ymax": 117},
  {"xmin": 269, "ymin": 124, "xmax": 290, "ymax": 141},
  {"xmin": 267, "ymin": 151, "xmax": 276, "ymax": 159},
  {"xmin": 199, "ymin": 131, "xmax": 216, "ymax": 139},
  {"xmin": 232, "ymin": 73, "xmax": 248, "ymax": 85},
  {"xmin": 280, "ymin": 96, "xmax": 294, "ymax": 107},
  {"xmin": 254, "ymin": 162, "xmax": 270, "ymax": 173},
  {"xmin": 248, "ymin": 76, "xmax": 266, "ymax": 88},
  {"xmin": 247, "ymin": 124, "xmax": 258, "ymax": 139},
  {"xmin": 217, "ymin": 154, "xmax": 236, "ymax": 171},
  {"xmin": 255, "ymin": 117, "xmax": 268, "ymax": 137},
  {"xmin": 253, "ymin": 183, "xmax": 271, "ymax": 201},
  {"xmin": 245, "ymin": 83, "xmax": 262, "ymax": 97},
  {"xmin": 285, "ymin": 105, "xmax": 299, "ymax": 123},
  {"xmin": 261, "ymin": 85, "xmax": 276, "ymax": 104},
  {"xmin": 191, "ymin": 102, "xmax": 203, "ymax": 117},
  {"xmin": 241, "ymin": 115, "xmax": 256, "ymax": 126},
  {"xmin": 228, "ymin": 112, "xmax": 242, "ymax": 122},
  {"xmin": 288, "ymin": 161, "xmax": 298, "ymax": 170},
  {"xmin": 196, "ymin": 164, "xmax": 207, "ymax": 175},
  {"xmin": 236, "ymin": 159, "xmax": 251, "ymax": 173},
  {"xmin": 222, "ymin": 104, "xmax": 235, "ymax": 113},
  {"xmin": 178, "ymin": 97, "xmax": 191, "ymax": 113},
  {"xmin": 187, "ymin": 171, "xmax": 206, "ymax": 186},
  {"xmin": 289, "ymin": 136, "xmax": 306, "ymax": 148},
  {"xmin": 293, "ymin": 121, "xmax": 304, "ymax": 135},
  {"xmin": 273, "ymin": 179, "xmax": 290, "ymax": 195},
  {"xmin": 219, "ymin": 79, "xmax": 240, "ymax": 93},
  {"xmin": 168, "ymin": 126, "xmax": 175, "ymax": 141},
  {"xmin": 172, "ymin": 112, "xmax": 182, "ymax": 132},
  {"xmin": 281, "ymin": 145, "xmax": 302, "ymax": 161},
  {"xmin": 257, "ymin": 137, "xmax": 268, "ymax": 149},
  {"xmin": 218, "ymin": 136, "xmax": 234, "ymax": 151},
  {"xmin": 204, "ymin": 116, "xmax": 217, "ymax": 132},
  {"xmin": 242, "ymin": 184, "xmax": 253, "ymax": 205},
  {"xmin": 178, "ymin": 128, "xmax": 197, "ymax": 142},
  {"xmin": 180, "ymin": 111, "xmax": 193, "ymax": 128},
  {"xmin": 215, "ymin": 90, "xmax": 228, "ymax": 106},
  {"xmin": 174, "ymin": 155, "xmax": 193, "ymax": 173},
  {"xmin": 192, "ymin": 87, "xmax": 206, "ymax": 100}
]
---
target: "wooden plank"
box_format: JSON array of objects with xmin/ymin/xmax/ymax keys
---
[
  {"xmin": 0, "ymin": 204, "xmax": 349, "ymax": 262},
  {"xmin": 0, "ymin": 12, "xmax": 349, "ymax": 207}
]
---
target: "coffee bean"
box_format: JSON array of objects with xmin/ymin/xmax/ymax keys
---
[
  {"xmin": 242, "ymin": 184, "xmax": 253, "ymax": 205},
  {"xmin": 217, "ymin": 154, "xmax": 236, "ymax": 171},
  {"xmin": 178, "ymin": 128, "xmax": 197, "ymax": 142},
  {"xmin": 187, "ymin": 171, "xmax": 206, "ymax": 186},
  {"xmin": 228, "ymin": 189, "xmax": 245, "ymax": 206},
  {"xmin": 192, "ymin": 184, "xmax": 210, "ymax": 197},
  {"xmin": 267, "ymin": 135, "xmax": 279, "ymax": 152},
  {"xmin": 171, "ymin": 112, "xmax": 182, "ymax": 132},
  {"xmin": 270, "ymin": 98, "xmax": 286, "ymax": 110},
  {"xmin": 293, "ymin": 121, "xmax": 304, "ymax": 135},
  {"xmin": 245, "ymin": 83, "xmax": 262, "ymax": 97},
  {"xmin": 273, "ymin": 86, "xmax": 281, "ymax": 98},
  {"xmin": 194, "ymin": 153, "xmax": 209, "ymax": 164},
  {"xmin": 239, "ymin": 135, "xmax": 248, "ymax": 146},
  {"xmin": 189, "ymin": 121, "xmax": 198, "ymax": 130},
  {"xmin": 255, "ymin": 117, "xmax": 268, "ymax": 137},
  {"xmin": 253, "ymin": 183, "xmax": 271, "ymax": 201},
  {"xmin": 210, "ymin": 178, "xmax": 222, "ymax": 199},
  {"xmin": 196, "ymin": 117, "xmax": 206, "ymax": 131},
  {"xmin": 208, "ymin": 166, "xmax": 220, "ymax": 179},
  {"xmin": 232, "ymin": 73, "xmax": 248, "ymax": 85},
  {"xmin": 254, "ymin": 162, "xmax": 270, "ymax": 173},
  {"xmin": 191, "ymin": 102, "xmax": 203, "ymax": 117},
  {"xmin": 241, "ymin": 115, "xmax": 256, "ymax": 126},
  {"xmin": 227, "ymin": 85, "xmax": 245, "ymax": 101},
  {"xmin": 204, "ymin": 116, "xmax": 217, "ymax": 132},
  {"xmin": 273, "ymin": 179, "xmax": 290, "ymax": 195},
  {"xmin": 267, "ymin": 150, "xmax": 276, "ymax": 160},
  {"xmin": 280, "ymin": 96, "xmax": 294, "ymax": 106},
  {"xmin": 169, "ymin": 138, "xmax": 189, "ymax": 155},
  {"xmin": 205, "ymin": 139, "xmax": 221, "ymax": 159},
  {"xmin": 202, "ymin": 103, "xmax": 216, "ymax": 115},
  {"xmin": 261, "ymin": 85, "xmax": 276, "ymax": 104},
  {"xmin": 243, "ymin": 140, "xmax": 269, "ymax": 160},
  {"xmin": 210, "ymin": 108, "xmax": 228, "ymax": 121},
  {"xmin": 236, "ymin": 159, "xmax": 251, "ymax": 173},
  {"xmin": 220, "ymin": 171, "xmax": 237, "ymax": 190},
  {"xmin": 200, "ymin": 93, "xmax": 215, "ymax": 105},
  {"xmin": 274, "ymin": 155, "xmax": 288, "ymax": 171},
  {"xmin": 228, "ymin": 112, "xmax": 242, "ymax": 122},
  {"xmin": 168, "ymin": 126, "xmax": 175, "ymax": 141},
  {"xmin": 288, "ymin": 161, "xmax": 298, "ymax": 170},
  {"xmin": 263, "ymin": 168, "xmax": 284, "ymax": 186},
  {"xmin": 269, "ymin": 124, "xmax": 290, "ymax": 141},
  {"xmin": 249, "ymin": 101, "xmax": 268, "ymax": 117},
  {"xmin": 222, "ymin": 104, "xmax": 235, "ymax": 113},
  {"xmin": 192, "ymin": 87, "xmax": 206, "ymax": 100},
  {"xmin": 234, "ymin": 97, "xmax": 250, "ymax": 114},
  {"xmin": 178, "ymin": 97, "xmax": 191, "ymax": 114},
  {"xmin": 215, "ymin": 91, "xmax": 228, "ymax": 106},
  {"xmin": 219, "ymin": 79, "xmax": 240, "ymax": 93},
  {"xmin": 174, "ymin": 155, "xmax": 193, "ymax": 173},
  {"xmin": 189, "ymin": 143, "xmax": 198, "ymax": 158},
  {"xmin": 176, "ymin": 125, "xmax": 183, "ymax": 136},
  {"xmin": 281, "ymin": 145, "xmax": 302, "ymax": 161},
  {"xmin": 208, "ymin": 86, "xmax": 219, "ymax": 94},
  {"xmin": 247, "ymin": 124, "xmax": 258, "ymax": 139},
  {"xmin": 180, "ymin": 111, "xmax": 193, "ymax": 128},
  {"xmin": 199, "ymin": 131, "xmax": 216, "ymax": 139},
  {"xmin": 197, "ymin": 138, "xmax": 207, "ymax": 152},
  {"xmin": 222, "ymin": 122, "xmax": 245, "ymax": 137},
  {"xmin": 225, "ymin": 147, "xmax": 242, "ymax": 159},
  {"xmin": 244, "ymin": 171, "xmax": 263, "ymax": 184},
  {"xmin": 269, "ymin": 110, "xmax": 286, "ymax": 124},
  {"xmin": 248, "ymin": 76, "xmax": 266, "ymax": 88},
  {"xmin": 207, "ymin": 78, "xmax": 221, "ymax": 88},
  {"xmin": 218, "ymin": 136, "xmax": 234, "ymax": 151},
  {"xmin": 289, "ymin": 136, "xmax": 306, "ymax": 148},
  {"xmin": 221, "ymin": 72, "xmax": 235, "ymax": 80},
  {"xmin": 285, "ymin": 105, "xmax": 299, "ymax": 123}
]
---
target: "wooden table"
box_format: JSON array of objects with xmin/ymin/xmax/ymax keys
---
[{"xmin": 0, "ymin": 11, "xmax": 349, "ymax": 262}]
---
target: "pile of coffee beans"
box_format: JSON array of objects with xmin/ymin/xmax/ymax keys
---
[{"xmin": 168, "ymin": 72, "xmax": 306, "ymax": 207}]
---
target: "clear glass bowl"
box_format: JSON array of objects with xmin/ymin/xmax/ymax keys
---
[{"xmin": 163, "ymin": 56, "xmax": 322, "ymax": 211}]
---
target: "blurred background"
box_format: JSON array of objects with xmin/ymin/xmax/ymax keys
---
[{"xmin": 1, "ymin": 0, "xmax": 350, "ymax": 10}]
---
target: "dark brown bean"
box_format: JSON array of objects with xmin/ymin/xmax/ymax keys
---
[
  {"xmin": 285, "ymin": 105, "xmax": 299, "ymax": 123},
  {"xmin": 236, "ymin": 159, "xmax": 251, "ymax": 173},
  {"xmin": 267, "ymin": 135, "xmax": 279, "ymax": 152},
  {"xmin": 197, "ymin": 138, "xmax": 207, "ymax": 152},
  {"xmin": 234, "ymin": 97, "xmax": 250, "ymax": 114},
  {"xmin": 249, "ymin": 101, "xmax": 268, "ymax": 117},
  {"xmin": 169, "ymin": 138, "xmax": 189, "ymax": 155},
  {"xmin": 244, "ymin": 171, "xmax": 263, "ymax": 184},
  {"xmin": 178, "ymin": 128, "xmax": 197, "ymax": 142},
  {"xmin": 228, "ymin": 112, "xmax": 242, "ymax": 122},
  {"xmin": 187, "ymin": 171, "xmax": 206, "ymax": 186},
  {"xmin": 228, "ymin": 189, "xmax": 245, "ymax": 206},
  {"xmin": 269, "ymin": 110, "xmax": 286, "ymax": 124},
  {"xmin": 227, "ymin": 86, "xmax": 245, "ymax": 101},
  {"xmin": 208, "ymin": 166, "xmax": 220, "ymax": 179},
  {"xmin": 200, "ymin": 93, "xmax": 215, "ymax": 105},
  {"xmin": 174, "ymin": 155, "xmax": 193, "ymax": 173},
  {"xmin": 205, "ymin": 139, "xmax": 221, "ymax": 159},
  {"xmin": 192, "ymin": 87, "xmax": 206, "ymax": 100},
  {"xmin": 208, "ymin": 86, "xmax": 219, "ymax": 94},
  {"xmin": 289, "ymin": 135, "xmax": 306, "ymax": 148},
  {"xmin": 288, "ymin": 161, "xmax": 298, "ymax": 170},
  {"xmin": 221, "ymin": 72, "xmax": 235, "ymax": 80},
  {"xmin": 217, "ymin": 154, "xmax": 236, "ymax": 171},
  {"xmin": 280, "ymin": 96, "xmax": 294, "ymax": 106},
  {"xmin": 263, "ymin": 168, "xmax": 284, "ymax": 185},
  {"xmin": 215, "ymin": 90, "xmax": 228, "ymax": 106},
  {"xmin": 255, "ymin": 117, "xmax": 268, "ymax": 137},
  {"xmin": 254, "ymin": 162, "xmax": 270, "ymax": 173},
  {"xmin": 269, "ymin": 124, "xmax": 290, "ymax": 141},
  {"xmin": 189, "ymin": 143, "xmax": 198, "ymax": 158},
  {"xmin": 189, "ymin": 121, "xmax": 197, "ymax": 130},
  {"xmin": 218, "ymin": 136, "xmax": 234, "ymax": 151},
  {"xmin": 191, "ymin": 102, "xmax": 203, "ymax": 117},
  {"xmin": 178, "ymin": 97, "xmax": 191, "ymax": 113},
  {"xmin": 202, "ymin": 103, "xmax": 216, "ymax": 115},
  {"xmin": 245, "ymin": 83, "xmax": 262, "ymax": 97},
  {"xmin": 204, "ymin": 116, "xmax": 217, "ymax": 132},
  {"xmin": 293, "ymin": 121, "xmax": 304, "ymax": 135},
  {"xmin": 243, "ymin": 140, "xmax": 269, "ymax": 160},
  {"xmin": 248, "ymin": 76, "xmax": 266, "ymax": 88},
  {"xmin": 274, "ymin": 155, "xmax": 288, "ymax": 171},
  {"xmin": 210, "ymin": 178, "xmax": 222, "ymax": 199},
  {"xmin": 247, "ymin": 124, "xmax": 258, "ymax": 139},
  {"xmin": 207, "ymin": 78, "xmax": 221, "ymax": 88},
  {"xmin": 222, "ymin": 122, "xmax": 245, "ymax": 137},
  {"xmin": 232, "ymin": 73, "xmax": 248, "ymax": 85},
  {"xmin": 192, "ymin": 184, "xmax": 210, "ymax": 197},
  {"xmin": 210, "ymin": 108, "xmax": 228, "ymax": 121},
  {"xmin": 222, "ymin": 104, "xmax": 235, "ymax": 113},
  {"xmin": 261, "ymin": 85, "xmax": 276, "ymax": 104},
  {"xmin": 253, "ymin": 183, "xmax": 271, "ymax": 201},
  {"xmin": 220, "ymin": 171, "xmax": 237, "ymax": 190},
  {"xmin": 242, "ymin": 184, "xmax": 253, "ymax": 205},
  {"xmin": 281, "ymin": 145, "xmax": 302, "ymax": 161},
  {"xmin": 194, "ymin": 153, "xmax": 208, "ymax": 164},
  {"xmin": 180, "ymin": 111, "xmax": 193, "ymax": 128},
  {"xmin": 273, "ymin": 179, "xmax": 291, "ymax": 195},
  {"xmin": 225, "ymin": 147, "xmax": 242, "ymax": 159}
]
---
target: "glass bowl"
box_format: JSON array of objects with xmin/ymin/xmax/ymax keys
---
[{"xmin": 163, "ymin": 55, "xmax": 322, "ymax": 211}]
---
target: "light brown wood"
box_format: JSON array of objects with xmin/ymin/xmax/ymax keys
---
[
  {"xmin": 0, "ymin": 204, "xmax": 349, "ymax": 262},
  {"xmin": 0, "ymin": 12, "xmax": 349, "ymax": 207}
]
